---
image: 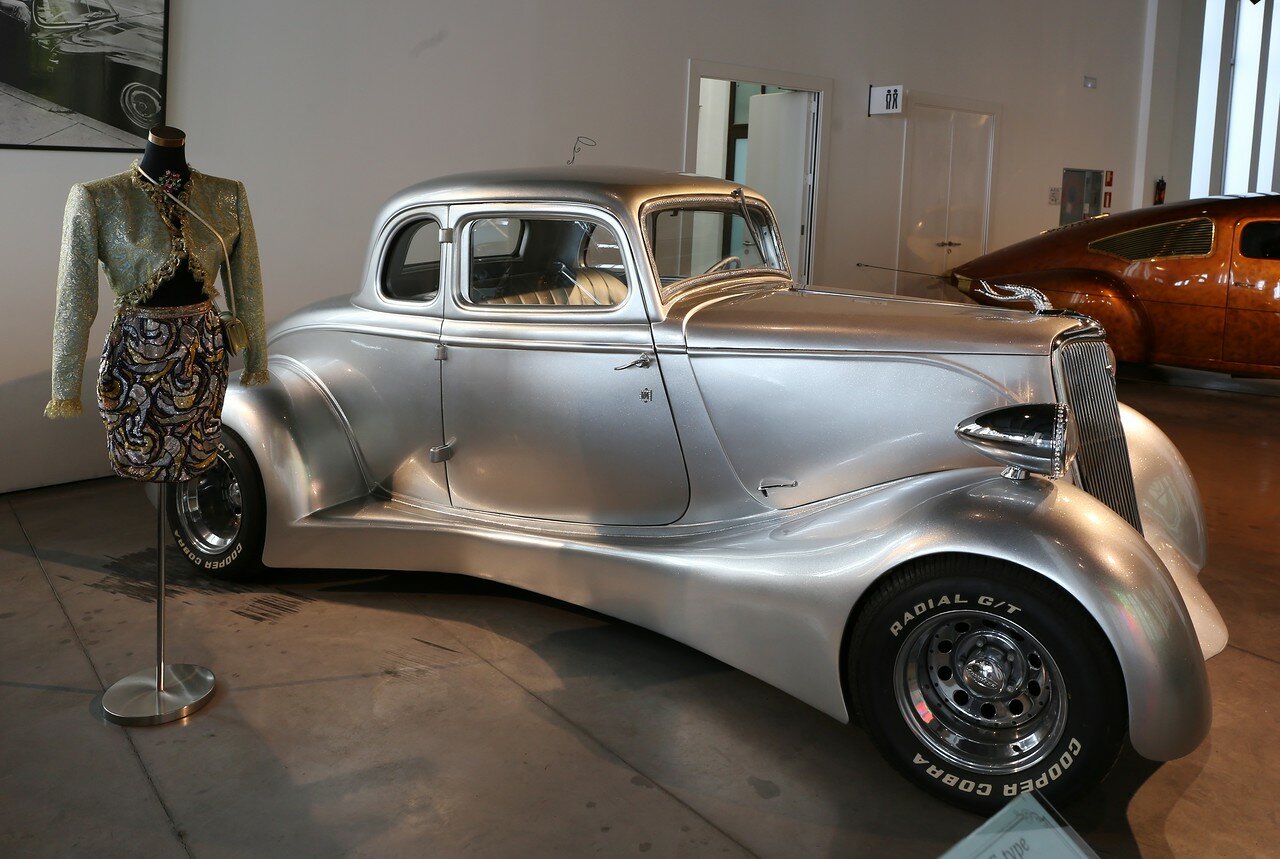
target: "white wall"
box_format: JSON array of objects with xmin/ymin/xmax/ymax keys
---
[{"xmin": 0, "ymin": 0, "xmax": 1152, "ymax": 493}]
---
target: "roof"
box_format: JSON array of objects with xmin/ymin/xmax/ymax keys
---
[
  {"xmin": 1044, "ymin": 193, "xmax": 1280, "ymax": 236},
  {"xmin": 377, "ymin": 166, "xmax": 762, "ymax": 221}
]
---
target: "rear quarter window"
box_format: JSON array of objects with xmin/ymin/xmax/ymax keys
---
[
  {"xmin": 381, "ymin": 218, "xmax": 441, "ymax": 302},
  {"xmin": 1087, "ymin": 217, "xmax": 1214, "ymax": 261}
]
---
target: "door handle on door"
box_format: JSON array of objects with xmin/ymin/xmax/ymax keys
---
[
  {"xmin": 614, "ymin": 352, "xmax": 654, "ymax": 370},
  {"xmin": 1233, "ymin": 281, "xmax": 1265, "ymax": 290},
  {"xmin": 429, "ymin": 440, "xmax": 455, "ymax": 463}
]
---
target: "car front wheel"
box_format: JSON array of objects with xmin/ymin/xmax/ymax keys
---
[
  {"xmin": 848, "ymin": 554, "xmax": 1126, "ymax": 812},
  {"xmin": 169, "ymin": 429, "xmax": 265, "ymax": 581}
]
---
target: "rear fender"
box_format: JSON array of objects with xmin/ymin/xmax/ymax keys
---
[{"xmin": 220, "ymin": 360, "xmax": 368, "ymax": 563}]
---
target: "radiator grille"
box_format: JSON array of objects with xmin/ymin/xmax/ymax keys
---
[
  {"xmin": 1087, "ymin": 217, "xmax": 1214, "ymax": 261},
  {"xmin": 1058, "ymin": 339, "xmax": 1143, "ymax": 532}
]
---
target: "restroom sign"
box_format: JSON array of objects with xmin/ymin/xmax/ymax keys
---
[{"xmin": 869, "ymin": 85, "xmax": 904, "ymax": 115}]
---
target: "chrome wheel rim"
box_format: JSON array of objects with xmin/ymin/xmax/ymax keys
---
[
  {"xmin": 893, "ymin": 609, "xmax": 1067, "ymax": 775},
  {"xmin": 176, "ymin": 454, "xmax": 242, "ymax": 555},
  {"xmin": 120, "ymin": 82, "xmax": 161, "ymax": 129}
]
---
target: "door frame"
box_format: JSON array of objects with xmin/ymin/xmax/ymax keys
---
[
  {"xmin": 895, "ymin": 91, "xmax": 1001, "ymax": 294},
  {"xmin": 683, "ymin": 59, "xmax": 833, "ymax": 284}
]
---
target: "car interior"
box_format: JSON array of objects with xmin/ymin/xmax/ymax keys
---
[
  {"xmin": 380, "ymin": 215, "xmax": 630, "ymax": 307},
  {"xmin": 468, "ymin": 217, "xmax": 628, "ymax": 307}
]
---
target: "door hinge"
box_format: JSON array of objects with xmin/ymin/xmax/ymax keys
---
[
  {"xmin": 435, "ymin": 343, "xmax": 448, "ymax": 361},
  {"xmin": 429, "ymin": 439, "xmax": 455, "ymax": 463},
  {"xmin": 439, "ymin": 228, "xmax": 454, "ymax": 243}
]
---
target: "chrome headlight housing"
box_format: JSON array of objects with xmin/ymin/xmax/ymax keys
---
[{"xmin": 955, "ymin": 403, "xmax": 1078, "ymax": 480}]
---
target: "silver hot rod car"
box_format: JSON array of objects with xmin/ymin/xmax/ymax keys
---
[{"xmin": 172, "ymin": 168, "xmax": 1226, "ymax": 810}]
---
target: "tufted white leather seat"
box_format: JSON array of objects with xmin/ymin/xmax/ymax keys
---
[{"xmin": 485, "ymin": 268, "xmax": 627, "ymax": 307}]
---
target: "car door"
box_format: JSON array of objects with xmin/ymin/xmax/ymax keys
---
[
  {"xmin": 439, "ymin": 204, "xmax": 690, "ymax": 526},
  {"xmin": 1223, "ymin": 218, "xmax": 1280, "ymax": 367}
]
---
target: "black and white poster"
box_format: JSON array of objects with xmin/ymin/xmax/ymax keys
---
[{"xmin": 0, "ymin": 0, "xmax": 168, "ymax": 151}]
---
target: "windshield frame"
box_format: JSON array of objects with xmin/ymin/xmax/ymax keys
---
[{"xmin": 639, "ymin": 193, "xmax": 791, "ymax": 303}]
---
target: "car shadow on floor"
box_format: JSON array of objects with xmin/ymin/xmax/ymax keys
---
[{"xmin": 231, "ymin": 564, "xmax": 1161, "ymax": 858}]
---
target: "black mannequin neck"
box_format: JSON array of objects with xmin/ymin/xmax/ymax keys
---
[{"xmin": 139, "ymin": 128, "xmax": 189, "ymax": 185}]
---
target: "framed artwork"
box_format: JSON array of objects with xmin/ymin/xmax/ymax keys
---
[{"xmin": 0, "ymin": 0, "xmax": 169, "ymax": 151}]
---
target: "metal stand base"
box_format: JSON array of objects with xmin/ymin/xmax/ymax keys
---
[
  {"xmin": 102, "ymin": 663, "xmax": 215, "ymax": 726},
  {"xmin": 102, "ymin": 483, "xmax": 215, "ymax": 727}
]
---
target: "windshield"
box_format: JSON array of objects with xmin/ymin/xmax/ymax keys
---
[
  {"xmin": 36, "ymin": 0, "xmax": 117, "ymax": 27},
  {"xmin": 647, "ymin": 202, "xmax": 786, "ymax": 294}
]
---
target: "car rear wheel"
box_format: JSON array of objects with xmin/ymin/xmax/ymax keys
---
[
  {"xmin": 847, "ymin": 554, "xmax": 1126, "ymax": 812},
  {"xmin": 169, "ymin": 429, "xmax": 265, "ymax": 582}
]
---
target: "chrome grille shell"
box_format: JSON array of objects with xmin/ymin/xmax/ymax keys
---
[{"xmin": 1055, "ymin": 337, "xmax": 1144, "ymax": 532}]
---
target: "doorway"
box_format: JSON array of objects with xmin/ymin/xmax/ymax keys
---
[
  {"xmin": 896, "ymin": 100, "xmax": 997, "ymax": 297},
  {"xmin": 685, "ymin": 61, "xmax": 830, "ymax": 285}
]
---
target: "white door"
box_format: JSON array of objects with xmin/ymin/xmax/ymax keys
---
[
  {"xmin": 897, "ymin": 105, "xmax": 994, "ymax": 296},
  {"xmin": 745, "ymin": 90, "xmax": 817, "ymax": 282}
]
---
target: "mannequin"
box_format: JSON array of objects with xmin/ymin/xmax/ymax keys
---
[{"xmin": 45, "ymin": 125, "xmax": 270, "ymax": 724}]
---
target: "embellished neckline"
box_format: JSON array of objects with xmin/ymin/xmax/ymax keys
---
[{"xmin": 130, "ymin": 159, "xmax": 200, "ymax": 211}]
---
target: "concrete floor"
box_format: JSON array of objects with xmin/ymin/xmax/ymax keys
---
[{"xmin": 0, "ymin": 379, "xmax": 1276, "ymax": 858}]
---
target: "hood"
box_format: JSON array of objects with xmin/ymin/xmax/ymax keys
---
[{"xmin": 682, "ymin": 286, "xmax": 1092, "ymax": 356}]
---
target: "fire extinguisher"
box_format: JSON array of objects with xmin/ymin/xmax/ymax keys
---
[{"xmin": 1154, "ymin": 176, "xmax": 1166, "ymax": 206}]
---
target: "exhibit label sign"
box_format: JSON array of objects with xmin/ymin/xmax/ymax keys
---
[{"xmin": 938, "ymin": 793, "xmax": 1098, "ymax": 859}]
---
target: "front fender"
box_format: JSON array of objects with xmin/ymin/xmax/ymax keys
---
[
  {"xmin": 875, "ymin": 473, "xmax": 1212, "ymax": 761},
  {"xmin": 221, "ymin": 358, "xmax": 367, "ymax": 563},
  {"xmin": 1121, "ymin": 403, "xmax": 1226, "ymax": 659}
]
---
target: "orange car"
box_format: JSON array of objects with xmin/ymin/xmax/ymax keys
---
[{"xmin": 954, "ymin": 196, "xmax": 1280, "ymax": 375}]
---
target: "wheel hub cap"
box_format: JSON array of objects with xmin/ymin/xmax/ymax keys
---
[
  {"xmin": 894, "ymin": 609, "xmax": 1068, "ymax": 775},
  {"xmin": 174, "ymin": 453, "xmax": 242, "ymax": 555},
  {"xmin": 962, "ymin": 651, "xmax": 1007, "ymax": 693}
]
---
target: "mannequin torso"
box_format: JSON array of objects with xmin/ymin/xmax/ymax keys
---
[{"xmin": 138, "ymin": 126, "xmax": 205, "ymax": 307}]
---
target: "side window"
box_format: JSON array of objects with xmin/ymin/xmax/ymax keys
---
[
  {"xmin": 381, "ymin": 218, "xmax": 441, "ymax": 302},
  {"xmin": 1239, "ymin": 221, "xmax": 1280, "ymax": 260},
  {"xmin": 464, "ymin": 216, "xmax": 629, "ymax": 308}
]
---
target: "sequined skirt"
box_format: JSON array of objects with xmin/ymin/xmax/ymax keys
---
[{"xmin": 97, "ymin": 300, "xmax": 228, "ymax": 483}]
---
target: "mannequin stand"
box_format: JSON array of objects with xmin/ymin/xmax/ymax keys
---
[{"xmin": 102, "ymin": 484, "xmax": 215, "ymax": 726}]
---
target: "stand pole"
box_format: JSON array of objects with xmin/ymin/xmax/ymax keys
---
[
  {"xmin": 102, "ymin": 484, "xmax": 215, "ymax": 726},
  {"xmin": 157, "ymin": 483, "xmax": 166, "ymax": 693}
]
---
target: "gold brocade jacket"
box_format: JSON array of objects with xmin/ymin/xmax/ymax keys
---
[{"xmin": 45, "ymin": 165, "xmax": 269, "ymax": 418}]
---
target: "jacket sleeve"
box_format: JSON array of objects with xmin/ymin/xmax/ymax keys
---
[
  {"xmin": 45, "ymin": 183, "xmax": 101, "ymax": 419},
  {"xmin": 227, "ymin": 180, "xmax": 269, "ymax": 385}
]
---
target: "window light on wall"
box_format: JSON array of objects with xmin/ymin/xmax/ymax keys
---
[{"xmin": 1192, "ymin": 0, "xmax": 1280, "ymax": 196}]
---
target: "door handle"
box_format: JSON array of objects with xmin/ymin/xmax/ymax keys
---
[
  {"xmin": 1233, "ymin": 281, "xmax": 1265, "ymax": 290},
  {"xmin": 429, "ymin": 439, "xmax": 455, "ymax": 463},
  {"xmin": 614, "ymin": 352, "xmax": 654, "ymax": 370}
]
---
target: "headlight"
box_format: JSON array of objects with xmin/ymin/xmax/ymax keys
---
[{"xmin": 954, "ymin": 403, "xmax": 1077, "ymax": 480}]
